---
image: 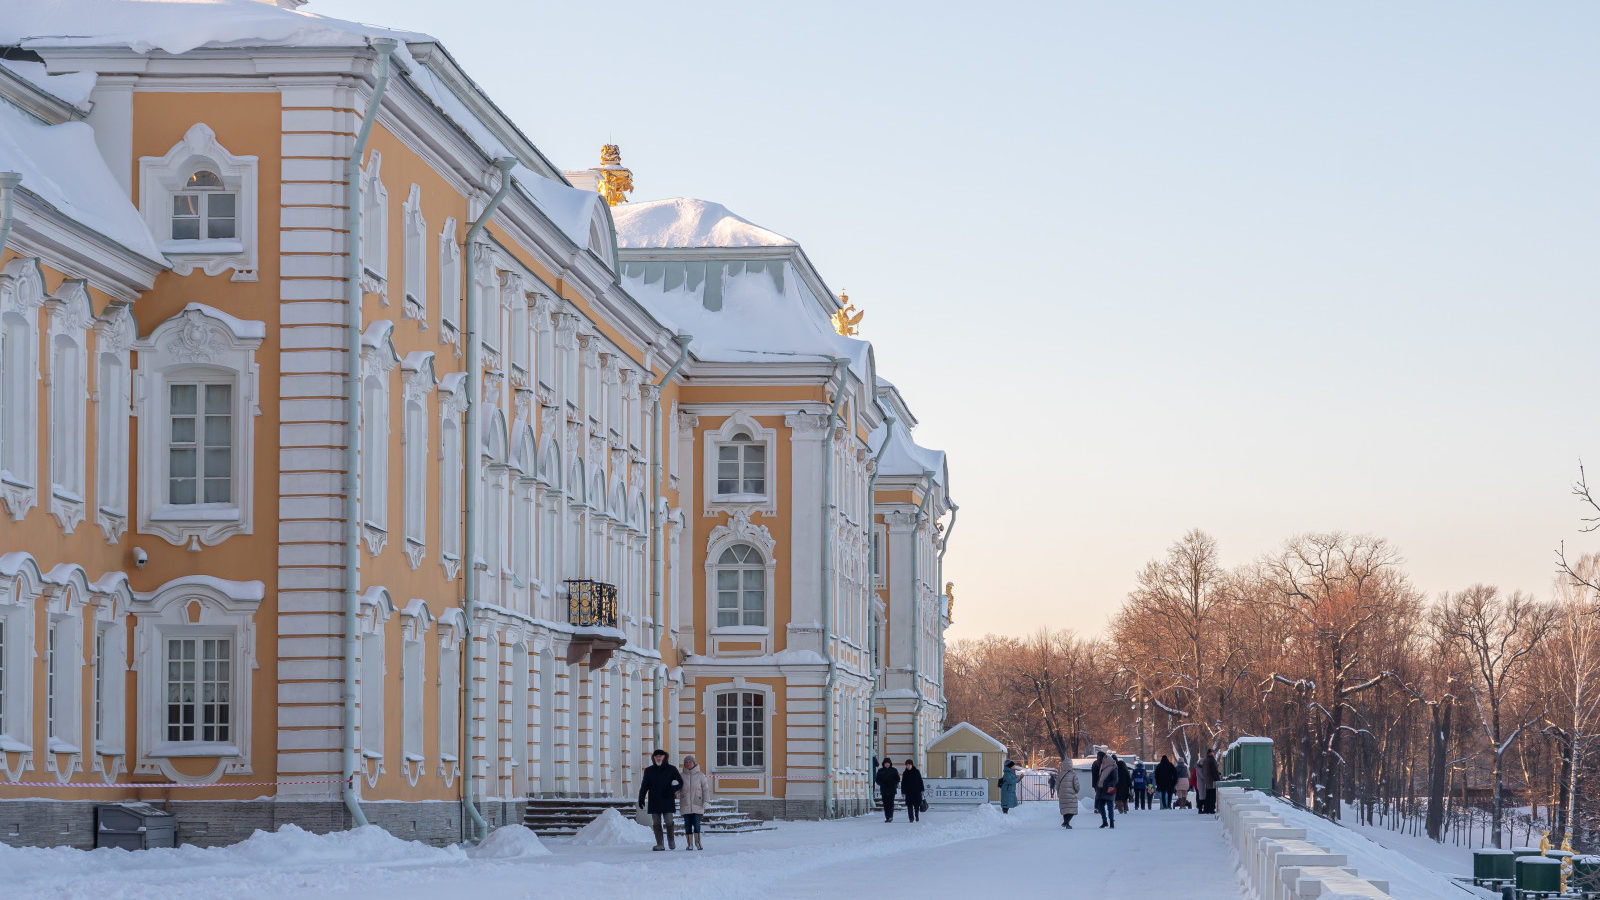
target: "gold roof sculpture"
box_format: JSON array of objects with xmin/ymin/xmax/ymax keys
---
[
  {"xmin": 595, "ymin": 144, "xmax": 633, "ymax": 207},
  {"xmin": 831, "ymin": 291, "xmax": 863, "ymax": 336}
]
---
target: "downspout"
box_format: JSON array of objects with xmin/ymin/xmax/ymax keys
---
[
  {"xmin": 649, "ymin": 333, "xmax": 693, "ymax": 750},
  {"xmin": 818, "ymin": 357, "xmax": 848, "ymax": 818},
  {"xmin": 862, "ymin": 415, "xmax": 895, "ymax": 753},
  {"xmin": 460, "ymin": 155, "xmax": 518, "ymax": 844},
  {"xmin": 0, "ymin": 173, "xmax": 21, "ymax": 259},
  {"xmin": 907, "ymin": 470, "xmax": 934, "ymax": 765},
  {"xmin": 341, "ymin": 38, "xmax": 395, "ymax": 832},
  {"xmin": 933, "ymin": 503, "xmax": 957, "ymax": 720}
]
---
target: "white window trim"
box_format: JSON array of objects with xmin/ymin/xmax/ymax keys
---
[
  {"xmin": 360, "ymin": 149, "xmax": 389, "ymax": 300},
  {"xmin": 702, "ymin": 680, "xmax": 774, "ymax": 776},
  {"xmin": 436, "ymin": 610, "xmax": 463, "ymax": 786},
  {"xmin": 0, "ymin": 560, "xmax": 40, "ymax": 775},
  {"xmin": 399, "ymin": 599, "xmax": 433, "ymax": 787},
  {"xmin": 46, "ymin": 279, "xmax": 93, "ymax": 535},
  {"xmin": 93, "ymin": 302, "xmax": 135, "ymax": 544},
  {"xmin": 0, "ymin": 258, "xmax": 45, "ymax": 521},
  {"xmin": 703, "ymin": 510, "xmax": 778, "ymax": 651},
  {"xmin": 401, "ymin": 184, "xmax": 427, "ymax": 327},
  {"xmin": 360, "ymin": 322, "xmax": 399, "ymax": 556},
  {"xmin": 131, "ymin": 575, "xmax": 262, "ymax": 782},
  {"xmin": 357, "ymin": 587, "xmax": 394, "ymax": 787},
  {"xmin": 138, "ymin": 123, "xmax": 259, "ymax": 282},
  {"xmin": 871, "ymin": 523, "xmax": 887, "ymax": 589},
  {"xmin": 438, "ymin": 372, "xmax": 468, "ymax": 580},
  {"xmin": 948, "ymin": 752, "xmax": 982, "ymax": 779},
  {"xmin": 438, "ymin": 217, "xmax": 461, "ymax": 351},
  {"xmin": 134, "ymin": 304, "xmax": 264, "ymax": 549},
  {"xmin": 703, "ymin": 411, "xmax": 777, "ymax": 514},
  {"xmin": 401, "ymin": 352, "xmax": 436, "ymax": 570}
]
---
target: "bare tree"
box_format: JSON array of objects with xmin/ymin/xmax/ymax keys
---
[
  {"xmin": 1436, "ymin": 585, "xmax": 1557, "ymax": 847},
  {"xmin": 1537, "ymin": 560, "xmax": 1600, "ymax": 845}
]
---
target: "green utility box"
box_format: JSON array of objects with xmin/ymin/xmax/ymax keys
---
[
  {"xmin": 1223, "ymin": 737, "xmax": 1273, "ymax": 792},
  {"xmin": 1472, "ymin": 848, "xmax": 1515, "ymax": 887},
  {"xmin": 1514, "ymin": 855, "xmax": 1561, "ymax": 897}
]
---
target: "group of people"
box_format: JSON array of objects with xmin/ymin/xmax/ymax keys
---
[
  {"xmin": 1054, "ymin": 748, "xmax": 1224, "ymax": 829},
  {"xmin": 636, "ymin": 749, "xmax": 710, "ymax": 851},
  {"xmin": 874, "ymin": 758, "xmax": 927, "ymax": 821}
]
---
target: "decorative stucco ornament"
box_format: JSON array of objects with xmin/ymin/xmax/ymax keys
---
[
  {"xmin": 831, "ymin": 291, "xmax": 863, "ymax": 336},
  {"xmin": 596, "ymin": 144, "xmax": 634, "ymax": 207}
]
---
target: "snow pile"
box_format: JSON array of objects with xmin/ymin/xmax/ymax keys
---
[
  {"xmin": 467, "ymin": 825, "xmax": 551, "ymax": 859},
  {"xmin": 0, "ymin": 0, "xmax": 426, "ymax": 55},
  {"xmin": 0, "ymin": 59, "xmax": 96, "ymax": 107},
  {"xmin": 1272, "ymin": 800, "xmax": 1476, "ymax": 900},
  {"xmin": 568, "ymin": 809, "xmax": 655, "ymax": 847},
  {"xmin": 612, "ymin": 198, "xmax": 796, "ymax": 249},
  {"xmin": 0, "ymin": 102, "xmax": 163, "ymax": 262}
]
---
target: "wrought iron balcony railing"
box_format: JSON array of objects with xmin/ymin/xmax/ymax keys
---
[{"xmin": 565, "ymin": 579, "xmax": 619, "ymax": 630}]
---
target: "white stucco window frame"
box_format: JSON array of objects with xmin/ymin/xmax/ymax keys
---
[
  {"xmin": 401, "ymin": 184, "xmax": 428, "ymax": 327},
  {"xmin": 45, "ymin": 280, "xmax": 93, "ymax": 535},
  {"xmin": 399, "ymin": 598, "xmax": 433, "ymax": 787},
  {"xmin": 359, "ymin": 149, "xmax": 389, "ymax": 300},
  {"xmin": 401, "ymin": 352, "xmax": 436, "ymax": 570},
  {"xmin": 438, "ymin": 372, "xmax": 468, "ymax": 580},
  {"xmin": 703, "ymin": 411, "xmax": 777, "ymax": 514},
  {"xmin": 0, "ymin": 556, "xmax": 41, "ymax": 779},
  {"xmin": 356, "ymin": 586, "xmax": 394, "ymax": 787},
  {"xmin": 0, "ymin": 258, "xmax": 45, "ymax": 522},
  {"xmin": 360, "ymin": 322, "xmax": 399, "ymax": 557},
  {"xmin": 93, "ymin": 302, "xmax": 136, "ymax": 544},
  {"xmin": 134, "ymin": 304, "xmax": 264, "ymax": 549},
  {"xmin": 703, "ymin": 509, "xmax": 778, "ymax": 655},
  {"xmin": 130, "ymin": 575, "xmax": 262, "ymax": 783},
  {"xmin": 436, "ymin": 610, "xmax": 464, "ymax": 786},
  {"xmin": 139, "ymin": 123, "xmax": 258, "ymax": 282},
  {"xmin": 438, "ymin": 217, "xmax": 461, "ymax": 351},
  {"xmin": 701, "ymin": 678, "xmax": 774, "ymax": 780}
]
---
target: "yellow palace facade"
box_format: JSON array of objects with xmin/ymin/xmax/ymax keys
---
[{"xmin": 0, "ymin": 0, "xmax": 954, "ymax": 846}]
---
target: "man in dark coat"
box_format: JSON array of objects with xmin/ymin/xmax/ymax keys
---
[
  {"xmin": 900, "ymin": 759, "xmax": 925, "ymax": 823},
  {"xmin": 1115, "ymin": 758, "xmax": 1132, "ymax": 814},
  {"xmin": 1154, "ymin": 755, "xmax": 1178, "ymax": 809},
  {"xmin": 637, "ymin": 748, "xmax": 683, "ymax": 850},
  {"xmin": 875, "ymin": 758, "xmax": 900, "ymax": 822}
]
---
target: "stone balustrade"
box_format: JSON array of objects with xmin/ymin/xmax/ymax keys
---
[{"xmin": 1217, "ymin": 786, "xmax": 1396, "ymax": 900}]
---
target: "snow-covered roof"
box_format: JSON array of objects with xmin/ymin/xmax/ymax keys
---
[
  {"xmin": 612, "ymin": 198, "xmax": 795, "ymax": 250},
  {"xmin": 0, "ymin": 59, "xmax": 94, "ymax": 108},
  {"xmin": 870, "ymin": 420, "xmax": 949, "ymax": 491},
  {"xmin": 929, "ymin": 721, "xmax": 1006, "ymax": 753},
  {"xmin": 0, "ymin": 96, "xmax": 164, "ymax": 262},
  {"xmin": 0, "ymin": 0, "xmax": 426, "ymax": 55}
]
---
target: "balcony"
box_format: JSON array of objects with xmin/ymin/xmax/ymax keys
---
[{"xmin": 564, "ymin": 579, "xmax": 624, "ymax": 668}]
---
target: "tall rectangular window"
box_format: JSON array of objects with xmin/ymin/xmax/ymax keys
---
[
  {"xmin": 166, "ymin": 637, "xmax": 231, "ymax": 743},
  {"xmin": 93, "ymin": 628, "xmax": 105, "ymax": 745},
  {"xmin": 0, "ymin": 619, "xmax": 6, "ymax": 735},
  {"xmin": 45, "ymin": 621, "xmax": 57, "ymax": 739},
  {"xmin": 714, "ymin": 691, "xmax": 764, "ymax": 769},
  {"xmin": 715, "ymin": 435, "xmax": 765, "ymax": 497},
  {"xmin": 168, "ymin": 382, "xmax": 232, "ymax": 506}
]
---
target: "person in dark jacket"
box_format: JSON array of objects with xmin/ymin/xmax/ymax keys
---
[
  {"xmin": 1154, "ymin": 755, "xmax": 1178, "ymax": 809},
  {"xmin": 1114, "ymin": 758, "xmax": 1132, "ymax": 814},
  {"xmin": 875, "ymin": 758, "xmax": 900, "ymax": 822},
  {"xmin": 637, "ymin": 748, "xmax": 683, "ymax": 851},
  {"xmin": 1131, "ymin": 762, "xmax": 1149, "ymax": 810},
  {"xmin": 900, "ymin": 759, "xmax": 925, "ymax": 822},
  {"xmin": 1201, "ymin": 749, "xmax": 1222, "ymax": 814},
  {"xmin": 1092, "ymin": 751, "xmax": 1117, "ymax": 828}
]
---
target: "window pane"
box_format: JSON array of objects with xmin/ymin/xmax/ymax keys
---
[
  {"xmin": 207, "ymin": 217, "xmax": 236, "ymax": 240},
  {"xmin": 169, "ymin": 447, "xmax": 196, "ymax": 478},
  {"xmin": 717, "ymin": 445, "xmax": 739, "ymax": 462},
  {"xmin": 170, "ymin": 415, "xmax": 196, "ymax": 444},
  {"xmin": 207, "ymin": 193, "xmax": 235, "ymax": 217},
  {"xmin": 205, "ymin": 384, "xmax": 232, "ymax": 409},
  {"xmin": 716, "ymin": 610, "xmax": 737, "ymax": 628},
  {"xmin": 173, "ymin": 194, "xmax": 200, "ymax": 217},
  {"xmin": 716, "ymin": 478, "xmax": 737, "ymax": 495},
  {"xmin": 187, "ymin": 170, "xmax": 223, "ymax": 188},
  {"xmin": 203, "ymin": 474, "xmax": 231, "ymax": 504},
  {"xmin": 170, "ymin": 384, "xmax": 197, "ymax": 415},
  {"xmin": 745, "ymin": 445, "xmax": 764, "ymax": 465},
  {"xmin": 716, "ymin": 570, "xmax": 738, "ymax": 590},
  {"xmin": 204, "ymin": 414, "xmax": 231, "ymax": 446}
]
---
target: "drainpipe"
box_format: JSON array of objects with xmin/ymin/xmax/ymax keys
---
[
  {"xmin": 649, "ymin": 332, "xmax": 693, "ymax": 750},
  {"xmin": 862, "ymin": 415, "xmax": 895, "ymax": 756},
  {"xmin": 341, "ymin": 38, "xmax": 395, "ymax": 832},
  {"xmin": 907, "ymin": 470, "xmax": 934, "ymax": 766},
  {"xmin": 818, "ymin": 357, "xmax": 849, "ymax": 818},
  {"xmin": 460, "ymin": 155, "xmax": 517, "ymax": 844},
  {"xmin": 0, "ymin": 173, "xmax": 21, "ymax": 259},
  {"xmin": 934, "ymin": 502, "xmax": 958, "ymax": 714}
]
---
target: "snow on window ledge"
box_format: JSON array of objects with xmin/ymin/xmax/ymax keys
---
[
  {"xmin": 0, "ymin": 735, "xmax": 33, "ymax": 753},
  {"xmin": 161, "ymin": 238, "xmax": 245, "ymax": 256},
  {"xmin": 148, "ymin": 741, "xmax": 242, "ymax": 758},
  {"xmin": 712, "ymin": 492, "xmax": 768, "ymax": 505},
  {"xmin": 47, "ymin": 737, "xmax": 81, "ymax": 754}
]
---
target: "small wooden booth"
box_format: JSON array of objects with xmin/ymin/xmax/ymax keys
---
[{"xmin": 925, "ymin": 722, "xmax": 1007, "ymax": 805}]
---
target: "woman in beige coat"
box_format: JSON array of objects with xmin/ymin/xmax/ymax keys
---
[
  {"xmin": 1055, "ymin": 763, "xmax": 1082, "ymax": 828},
  {"xmin": 678, "ymin": 754, "xmax": 711, "ymax": 850}
]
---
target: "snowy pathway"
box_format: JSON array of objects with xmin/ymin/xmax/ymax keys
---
[
  {"xmin": 770, "ymin": 801, "xmax": 1244, "ymax": 899},
  {"xmin": 2, "ymin": 801, "xmax": 1248, "ymax": 900}
]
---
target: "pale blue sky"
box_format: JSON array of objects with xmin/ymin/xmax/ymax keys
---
[{"xmin": 318, "ymin": 0, "xmax": 1600, "ymax": 638}]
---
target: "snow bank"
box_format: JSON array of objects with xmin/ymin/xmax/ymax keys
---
[
  {"xmin": 568, "ymin": 809, "xmax": 655, "ymax": 847},
  {"xmin": 467, "ymin": 825, "xmax": 551, "ymax": 859},
  {"xmin": 1271, "ymin": 799, "xmax": 1474, "ymax": 900}
]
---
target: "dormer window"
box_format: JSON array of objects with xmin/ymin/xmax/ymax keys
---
[
  {"xmin": 171, "ymin": 170, "xmax": 236, "ymax": 242},
  {"xmin": 716, "ymin": 433, "xmax": 765, "ymax": 498}
]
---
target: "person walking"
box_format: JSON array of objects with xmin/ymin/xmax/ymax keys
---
[
  {"xmin": 1055, "ymin": 762, "xmax": 1081, "ymax": 828},
  {"xmin": 1114, "ymin": 757, "xmax": 1132, "ymax": 814},
  {"xmin": 999, "ymin": 760, "xmax": 1020, "ymax": 813},
  {"xmin": 1131, "ymin": 762, "xmax": 1149, "ymax": 811},
  {"xmin": 1192, "ymin": 750, "xmax": 1211, "ymax": 815},
  {"xmin": 901, "ymin": 759, "xmax": 925, "ymax": 822},
  {"xmin": 637, "ymin": 749, "xmax": 683, "ymax": 851},
  {"xmin": 875, "ymin": 758, "xmax": 900, "ymax": 822},
  {"xmin": 678, "ymin": 754, "xmax": 709, "ymax": 850},
  {"xmin": 1174, "ymin": 757, "xmax": 1191, "ymax": 809},
  {"xmin": 1154, "ymin": 755, "xmax": 1177, "ymax": 810},
  {"xmin": 1092, "ymin": 751, "xmax": 1117, "ymax": 828},
  {"xmin": 1202, "ymin": 749, "xmax": 1222, "ymax": 814}
]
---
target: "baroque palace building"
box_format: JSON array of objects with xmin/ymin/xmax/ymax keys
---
[{"xmin": 0, "ymin": 0, "xmax": 955, "ymax": 847}]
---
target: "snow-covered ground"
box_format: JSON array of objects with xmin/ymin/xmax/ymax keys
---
[
  {"xmin": 1, "ymin": 801, "xmax": 1247, "ymax": 900},
  {"xmin": 1269, "ymin": 802, "xmax": 1492, "ymax": 900}
]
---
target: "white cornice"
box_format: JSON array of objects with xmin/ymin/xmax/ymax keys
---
[
  {"xmin": 405, "ymin": 41, "xmax": 564, "ymax": 182},
  {"xmin": 0, "ymin": 65, "xmax": 84, "ymax": 124},
  {"xmin": 7, "ymin": 195, "xmax": 164, "ymax": 300}
]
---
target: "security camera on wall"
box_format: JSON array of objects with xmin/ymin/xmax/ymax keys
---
[{"xmin": 132, "ymin": 547, "xmax": 148, "ymax": 569}]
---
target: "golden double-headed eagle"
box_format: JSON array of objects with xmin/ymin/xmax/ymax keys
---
[{"xmin": 831, "ymin": 291, "xmax": 864, "ymax": 336}]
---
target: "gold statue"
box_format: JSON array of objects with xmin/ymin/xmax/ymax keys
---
[
  {"xmin": 831, "ymin": 291, "xmax": 863, "ymax": 336},
  {"xmin": 595, "ymin": 144, "xmax": 633, "ymax": 207},
  {"xmin": 944, "ymin": 582, "xmax": 955, "ymax": 622},
  {"xmin": 1541, "ymin": 830, "xmax": 1551, "ymax": 855}
]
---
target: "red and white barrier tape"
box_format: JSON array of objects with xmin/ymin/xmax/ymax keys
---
[{"xmin": 0, "ymin": 777, "xmax": 353, "ymax": 788}]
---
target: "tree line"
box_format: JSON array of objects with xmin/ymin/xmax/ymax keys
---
[{"xmin": 945, "ymin": 477, "xmax": 1600, "ymax": 852}]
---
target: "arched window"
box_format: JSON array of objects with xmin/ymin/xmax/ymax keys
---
[
  {"xmin": 171, "ymin": 169, "xmax": 236, "ymax": 241},
  {"xmin": 714, "ymin": 543, "xmax": 765, "ymax": 628}
]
